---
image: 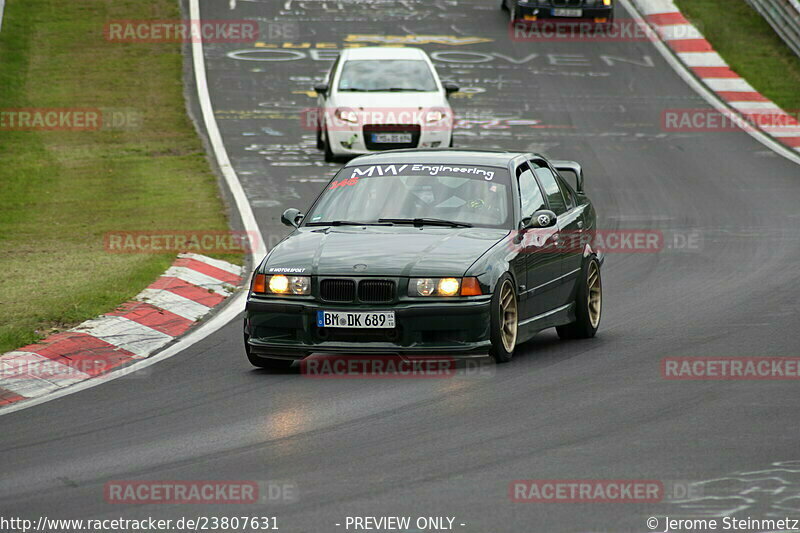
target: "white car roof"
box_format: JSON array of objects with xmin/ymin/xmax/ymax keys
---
[{"xmin": 340, "ymin": 47, "xmax": 429, "ymax": 61}]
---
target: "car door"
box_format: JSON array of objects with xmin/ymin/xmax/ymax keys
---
[
  {"xmin": 532, "ymin": 162, "xmax": 581, "ymax": 309},
  {"xmin": 516, "ymin": 162, "xmax": 560, "ymax": 319},
  {"xmin": 550, "ymin": 166, "xmax": 587, "ymax": 296}
]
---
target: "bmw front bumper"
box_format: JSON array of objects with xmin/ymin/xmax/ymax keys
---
[{"xmin": 245, "ymin": 297, "xmax": 492, "ymax": 359}]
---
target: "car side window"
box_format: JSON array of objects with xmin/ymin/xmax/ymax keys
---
[
  {"xmin": 517, "ymin": 164, "xmax": 546, "ymax": 217},
  {"xmin": 533, "ymin": 167, "xmax": 568, "ymax": 215},
  {"xmin": 556, "ymin": 174, "xmax": 575, "ymax": 211}
]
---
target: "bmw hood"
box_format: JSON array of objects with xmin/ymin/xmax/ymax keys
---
[{"xmin": 264, "ymin": 226, "xmax": 509, "ymax": 278}]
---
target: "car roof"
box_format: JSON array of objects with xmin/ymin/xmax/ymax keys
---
[
  {"xmin": 340, "ymin": 47, "xmax": 429, "ymax": 61},
  {"xmin": 344, "ymin": 149, "xmax": 528, "ymax": 168}
]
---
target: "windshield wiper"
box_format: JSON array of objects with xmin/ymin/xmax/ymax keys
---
[
  {"xmin": 306, "ymin": 220, "xmax": 391, "ymax": 227},
  {"xmin": 341, "ymin": 88, "xmax": 427, "ymax": 92},
  {"xmin": 378, "ymin": 218, "xmax": 473, "ymax": 228}
]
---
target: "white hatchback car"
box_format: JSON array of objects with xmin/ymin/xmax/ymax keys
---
[{"xmin": 313, "ymin": 47, "xmax": 459, "ymax": 161}]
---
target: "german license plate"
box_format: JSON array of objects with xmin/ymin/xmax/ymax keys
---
[
  {"xmin": 553, "ymin": 8, "xmax": 583, "ymax": 16},
  {"xmin": 317, "ymin": 310, "xmax": 396, "ymax": 329},
  {"xmin": 372, "ymin": 133, "xmax": 412, "ymax": 143}
]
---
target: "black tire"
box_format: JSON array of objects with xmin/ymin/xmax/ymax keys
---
[
  {"xmin": 489, "ymin": 274, "xmax": 519, "ymax": 364},
  {"xmin": 323, "ymin": 130, "xmax": 335, "ymax": 162},
  {"xmin": 556, "ymin": 256, "xmax": 602, "ymax": 340},
  {"xmin": 244, "ymin": 332, "xmax": 295, "ymax": 371},
  {"xmin": 500, "ymin": 0, "xmax": 507, "ymax": 10},
  {"xmin": 316, "ymin": 125, "xmax": 324, "ymax": 150}
]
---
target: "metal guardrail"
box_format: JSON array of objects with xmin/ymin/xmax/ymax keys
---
[
  {"xmin": 0, "ymin": 0, "xmax": 5, "ymax": 33},
  {"xmin": 746, "ymin": 0, "xmax": 800, "ymax": 59}
]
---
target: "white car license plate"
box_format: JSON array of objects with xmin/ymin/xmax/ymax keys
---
[
  {"xmin": 372, "ymin": 133, "xmax": 412, "ymax": 144},
  {"xmin": 553, "ymin": 8, "xmax": 583, "ymax": 16},
  {"xmin": 317, "ymin": 310, "xmax": 396, "ymax": 329}
]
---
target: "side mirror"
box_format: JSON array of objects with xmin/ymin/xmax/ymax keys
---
[
  {"xmin": 552, "ymin": 160, "xmax": 584, "ymax": 193},
  {"xmin": 443, "ymin": 82, "xmax": 460, "ymax": 96},
  {"xmin": 523, "ymin": 210, "xmax": 557, "ymax": 229},
  {"xmin": 281, "ymin": 208, "xmax": 304, "ymax": 228},
  {"xmin": 314, "ymin": 83, "xmax": 329, "ymax": 96}
]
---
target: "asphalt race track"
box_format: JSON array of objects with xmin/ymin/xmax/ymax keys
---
[{"xmin": 2, "ymin": 1, "xmax": 800, "ymax": 531}]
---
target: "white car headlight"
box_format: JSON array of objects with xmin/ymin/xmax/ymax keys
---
[
  {"xmin": 335, "ymin": 108, "xmax": 359, "ymax": 124},
  {"xmin": 426, "ymin": 110, "xmax": 446, "ymax": 123}
]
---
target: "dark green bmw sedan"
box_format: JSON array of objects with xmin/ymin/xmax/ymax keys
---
[{"xmin": 244, "ymin": 149, "xmax": 603, "ymax": 369}]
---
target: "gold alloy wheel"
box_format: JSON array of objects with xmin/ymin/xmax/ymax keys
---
[
  {"xmin": 587, "ymin": 261, "xmax": 602, "ymax": 329},
  {"xmin": 499, "ymin": 280, "xmax": 518, "ymax": 352}
]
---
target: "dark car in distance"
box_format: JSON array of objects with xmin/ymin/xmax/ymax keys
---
[
  {"xmin": 502, "ymin": 0, "xmax": 614, "ymax": 23},
  {"xmin": 244, "ymin": 149, "xmax": 603, "ymax": 369}
]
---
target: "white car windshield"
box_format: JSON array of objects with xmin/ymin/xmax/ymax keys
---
[{"xmin": 338, "ymin": 60, "xmax": 438, "ymax": 92}]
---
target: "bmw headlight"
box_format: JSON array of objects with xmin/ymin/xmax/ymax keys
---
[
  {"xmin": 408, "ymin": 277, "xmax": 482, "ymax": 297},
  {"xmin": 251, "ymin": 274, "xmax": 311, "ymax": 295}
]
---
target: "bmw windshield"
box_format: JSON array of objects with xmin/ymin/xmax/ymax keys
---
[{"xmin": 304, "ymin": 163, "xmax": 512, "ymax": 229}]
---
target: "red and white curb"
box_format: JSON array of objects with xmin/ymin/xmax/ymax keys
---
[
  {"xmin": 0, "ymin": 253, "xmax": 243, "ymax": 408},
  {"xmin": 632, "ymin": 0, "xmax": 800, "ymax": 152}
]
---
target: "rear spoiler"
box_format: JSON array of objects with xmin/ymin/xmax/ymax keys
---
[{"xmin": 552, "ymin": 160, "xmax": 584, "ymax": 193}]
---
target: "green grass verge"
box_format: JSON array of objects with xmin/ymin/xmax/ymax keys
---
[
  {"xmin": 675, "ymin": 0, "xmax": 800, "ymax": 113},
  {"xmin": 0, "ymin": 0, "xmax": 241, "ymax": 353}
]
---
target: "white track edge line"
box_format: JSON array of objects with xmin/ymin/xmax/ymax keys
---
[
  {"xmin": 0, "ymin": 0, "xmax": 263, "ymax": 416},
  {"xmin": 187, "ymin": 0, "xmax": 265, "ymax": 258},
  {"xmin": 621, "ymin": 0, "xmax": 800, "ymax": 167}
]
